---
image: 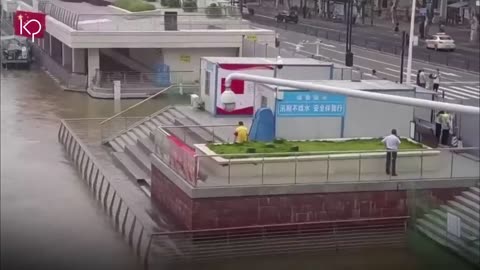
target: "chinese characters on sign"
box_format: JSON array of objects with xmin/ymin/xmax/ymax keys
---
[{"xmin": 276, "ymin": 90, "xmax": 346, "ymax": 117}]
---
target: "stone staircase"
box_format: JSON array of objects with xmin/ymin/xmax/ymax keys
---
[
  {"xmin": 106, "ymin": 106, "xmax": 224, "ymax": 196},
  {"xmin": 416, "ymin": 185, "xmax": 480, "ymax": 266}
]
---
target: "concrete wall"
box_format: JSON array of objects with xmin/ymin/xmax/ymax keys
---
[
  {"xmin": 277, "ymin": 117, "xmax": 341, "ymax": 139},
  {"xmin": 151, "ymin": 165, "xmax": 466, "ymax": 230},
  {"xmin": 164, "ymin": 47, "xmax": 238, "ymax": 83},
  {"xmin": 343, "ymin": 92, "xmax": 415, "ymax": 138},
  {"xmin": 276, "ymin": 65, "xmax": 333, "ymax": 80},
  {"xmin": 274, "ymin": 90, "xmax": 415, "ymax": 140},
  {"xmin": 459, "ymin": 99, "xmax": 480, "ymax": 152}
]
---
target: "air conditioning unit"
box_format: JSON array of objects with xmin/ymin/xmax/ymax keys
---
[{"xmin": 191, "ymin": 94, "xmax": 201, "ymax": 108}]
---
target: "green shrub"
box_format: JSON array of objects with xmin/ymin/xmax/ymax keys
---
[
  {"xmin": 290, "ymin": 146, "xmax": 299, "ymax": 152},
  {"xmin": 161, "ymin": 0, "xmax": 180, "ymax": 7},
  {"xmin": 114, "ymin": 0, "xmax": 155, "ymax": 11},
  {"xmin": 205, "ymin": 3, "xmax": 223, "ymax": 18},
  {"xmin": 167, "ymin": 0, "xmax": 181, "ymax": 7},
  {"xmin": 182, "ymin": 0, "xmax": 197, "ymax": 12},
  {"xmin": 145, "ymin": 0, "xmax": 156, "ymax": 2}
]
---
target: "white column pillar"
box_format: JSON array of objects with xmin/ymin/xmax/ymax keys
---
[
  {"xmin": 87, "ymin": 48, "xmax": 100, "ymax": 89},
  {"xmin": 49, "ymin": 34, "xmax": 53, "ymax": 56},
  {"xmin": 72, "ymin": 48, "xmax": 86, "ymax": 74},
  {"xmin": 62, "ymin": 43, "xmax": 73, "ymax": 72}
]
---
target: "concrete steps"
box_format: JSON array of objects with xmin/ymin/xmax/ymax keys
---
[
  {"xmin": 106, "ymin": 106, "xmax": 224, "ymax": 196},
  {"xmin": 112, "ymin": 152, "xmax": 150, "ymax": 184},
  {"xmin": 416, "ymin": 186, "xmax": 480, "ymax": 266}
]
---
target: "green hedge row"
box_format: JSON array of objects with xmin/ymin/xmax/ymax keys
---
[{"xmin": 114, "ymin": 0, "xmax": 155, "ymax": 12}]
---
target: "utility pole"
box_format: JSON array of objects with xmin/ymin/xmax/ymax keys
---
[
  {"xmin": 406, "ymin": 0, "xmax": 416, "ymax": 85},
  {"xmin": 370, "ymin": 0, "xmax": 374, "ymax": 25},
  {"xmin": 345, "ymin": 0, "xmax": 354, "ymax": 66},
  {"xmin": 400, "ymin": 31, "xmax": 406, "ymax": 83}
]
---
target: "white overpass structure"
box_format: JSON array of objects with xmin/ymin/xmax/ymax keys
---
[{"xmin": 3, "ymin": 0, "xmax": 275, "ymax": 95}]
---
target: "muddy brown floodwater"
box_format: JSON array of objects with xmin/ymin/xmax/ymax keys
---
[
  {"xmin": 1, "ymin": 68, "xmax": 477, "ymax": 270},
  {"xmin": 1, "ymin": 69, "xmax": 145, "ymax": 270}
]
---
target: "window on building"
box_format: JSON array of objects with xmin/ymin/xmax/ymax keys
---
[{"xmin": 205, "ymin": 71, "xmax": 210, "ymax": 96}]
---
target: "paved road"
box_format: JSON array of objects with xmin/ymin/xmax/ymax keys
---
[
  {"xmin": 247, "ymin": 9, "xmax": 480, "ymax": 72},
  {"xmin": 251, "ymin": 22, "xmax": 480, "ymax": 102}
]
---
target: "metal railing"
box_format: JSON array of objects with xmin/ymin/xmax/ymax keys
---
[
  {"xmin": 99, "ymin": 85, "xmax": 195, "ymax": 143},
  {"xmin": 247, "ymin": 14, "xmax": 480, "ymax": 72},
  {"xmin": 58, "ymin": 120, "xmax": 151, "ymax": 261},
  {"xmin": 144, "ymin": 216, "xmax": 409, "ymax": 267},
  {"xmin": 152, "ymin": 127, "xmax": 480, "ymax": 187},
  {"xmin": 93, "ymin": 70, "xmax": 197, "ymax": 89},
  {"xmin": 38, "ymin": 1, "xmax": 80, "ymax": 29},
  {"xmin": 76, "ymin": 13, "xmax": 248, "ymax": 31}
]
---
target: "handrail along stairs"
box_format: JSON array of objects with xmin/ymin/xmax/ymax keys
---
[{"xmin": 100, "ymin": 85, "xmax": 184, "ymax": 144}]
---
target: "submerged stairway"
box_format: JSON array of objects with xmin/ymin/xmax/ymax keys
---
[
  {"xmin": 416, "ymin": 184, "xmax": 480, "ymax": 265},
  {"xmin": 105, "ymin": 106, "xmax": 224, "ymax": 196}
]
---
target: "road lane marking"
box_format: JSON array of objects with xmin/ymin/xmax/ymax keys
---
[
  {"xmin": 321, "ymin": 43, "xmax": 336, "ymax": 48},
  {"xmin": 441, "ymin": 87, "xmax": 478, "ymax": 99},
  {"xmin": 443, "ymin": 91, "xmax": 469, "ymax": 100},
  {"xmin": 464, "ymin": 86, "xmax": 480, "ymax": 92},
  {"xmin": 449, "ymin": 86, "xmax": 480, "ymax": 96},
  {"xmin": 271, "ymin": 25, "xmax": 473, "ymax": 81},
  {"xmin": 442, "ymin": 81, "xmax": 480, "ymax": 84},
  {"xmin": 281, "ymin": 42, "xmax": 466, "ymax": 86}
]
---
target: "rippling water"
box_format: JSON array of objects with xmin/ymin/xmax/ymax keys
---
[{"xmin": 1, "ymin": 69, "xmax": 143, "ymax": 270}]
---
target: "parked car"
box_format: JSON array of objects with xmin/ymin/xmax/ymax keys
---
[
  {"xmin": 275, "ymin": 10, "xmax": 298, "ymax": 23},
  {"xmin": 425, "ymin": 33, "xmax": 456, "ymax": 51},
  {"xmin": 1, "ymin": 36, "xmax": 32, "ymax": 69}
]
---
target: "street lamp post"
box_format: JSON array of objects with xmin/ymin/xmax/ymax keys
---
[
  {"xmin": 406, "ymin": 0, "xmax": 416, "ymax": 85},
  {"xmin": 345, "ymin": 0, "xmax": 354, "ymax": 66}
]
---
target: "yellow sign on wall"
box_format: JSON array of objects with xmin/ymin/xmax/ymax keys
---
[
  {"xmin": 180, "ymin": 55, "xmax": 191, "ymax": 63},
  {"xmin": 246, "ymin": 34, "xmax": 257, "ymax": 42}
]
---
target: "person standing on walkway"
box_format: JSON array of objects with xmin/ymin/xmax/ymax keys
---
[
  {"xmin": 417, "ymin": 69, "xmax": 427, "ymax": 88},
  {"xmin": 435, "ymin": 111, "xmax": 444, "ymax": 143},
  {"xmin": 431, "ymin": 68, "xmax": 440, "ymax": 92},
  {"xmin": 382, "ymin": 129, "xmax": 401, "ymax": 176},
  {"xmin": 234, "ymin": 121, "xmax": 249, "ymax": 143},
  {"xmin": 439, "ymin": 111, "xmax": 451, "ymax": 146}
]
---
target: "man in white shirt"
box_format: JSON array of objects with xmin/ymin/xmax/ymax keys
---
[
  {"xmin": 418, "ymin": 69, "xmax": 427, "ymax": 88},
  {"xmin": 382, "ymin": 129, "xmax": 401, "ymax": 176}
]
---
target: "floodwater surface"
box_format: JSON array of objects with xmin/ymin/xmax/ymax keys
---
[{"xmin": 1, "ymin": 69, "xmax": 144, "ymax": 270}]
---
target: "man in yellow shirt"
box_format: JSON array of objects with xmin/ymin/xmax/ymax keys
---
[{"xmin": 234, "ymin": 121, "xmax": 248, "ymax": 143}]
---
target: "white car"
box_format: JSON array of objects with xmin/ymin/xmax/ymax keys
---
[{"xmin": 425, "ymin": 33, "xmax": 456, "ymax": 51}]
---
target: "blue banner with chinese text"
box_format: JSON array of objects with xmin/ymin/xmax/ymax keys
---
[{"xmin": 276, "ymin": 90, "xmax": 346, "ymax": 117}]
